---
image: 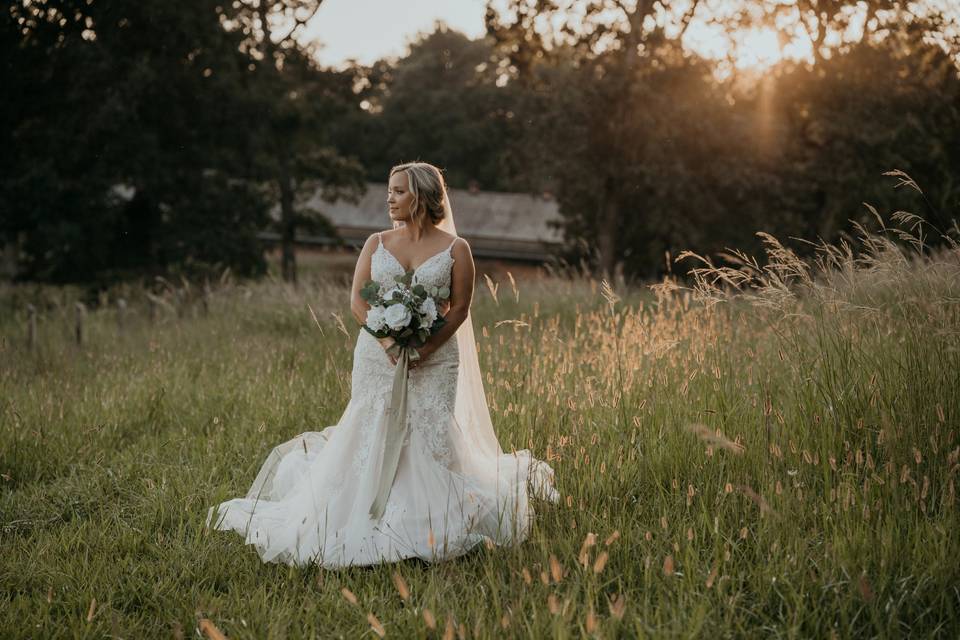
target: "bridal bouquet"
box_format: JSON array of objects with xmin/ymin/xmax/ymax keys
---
[{"xmin": 360, "ymin": 270, "xmax": 450, "ymax": 357}]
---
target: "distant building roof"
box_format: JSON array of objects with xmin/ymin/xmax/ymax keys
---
[{"xmin": 291, "ymin": 182, "xmax": 563, "ymax": 261}]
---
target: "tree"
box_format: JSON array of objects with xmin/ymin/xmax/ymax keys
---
[
  {"xmin": 347, "ymin": 25, "xmax": 526, "ymax": 192},
  {"xmin": 487, "ymin": 0, "xmax": 719, "ymax": 278},
  {"xmin": 486, "ymin": 0, "xmax": 960, "ymax": 278},
  {"xmin": 2, "ymin": 0, "xmax": 366, "ymax": 285},
  {"xmin": 224, "ymin": 0, "xmax": 366, "ymax": 284},
  {"xmin": 764, "ymin": 25, "xmax": 960, "ymax": 243},
  {"xmin": 1, "ymin": 0, "xmax": 272, "ymax": 283}
]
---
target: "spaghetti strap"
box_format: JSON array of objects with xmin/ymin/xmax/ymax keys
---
[
  {"xmin": 446, "ymin": 236, "xmax": 458, "ymax": 252},
  {"xmin": 377, "ymin": 232, "xmax": 383, "ymax": 246}
]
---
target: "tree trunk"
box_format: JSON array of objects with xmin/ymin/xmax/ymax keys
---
[
  {"xmin": 597, "ymin": 176, "xmax": 620, "ymax": 280},
  {"xmin": 257, "ymin": 3, "xmax": 296, "ymax": 285},
  {"xmin": 595, "ymin": 1, "xmax": 652, "ymax": 279},
  {"xmin": 279, "ymin": 167, "xmax": 297, "ymax": 284}
]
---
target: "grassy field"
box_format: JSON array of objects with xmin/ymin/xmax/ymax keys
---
[{"xmin": 2, "ymin": 214, "xmax": 959, "ymax": 638}]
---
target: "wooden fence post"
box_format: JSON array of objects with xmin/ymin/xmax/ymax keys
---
[
  {"xmin": 27, "ymin": 303, "xmax": 36, "ymax": 350},
  {"xmin": 175, "ymin": 289, "xmax": 186, "ymax": 319},
  {"xmin": 74, "ymin": 301, "xmax": 86, "ymax": 346},
  {"xmin": 117, "ymin": 298, "xmax": 127, "ymax": 333},
  {"xmin": 202, "ymin": 281, "xmax": 211, "ymax": 316}
]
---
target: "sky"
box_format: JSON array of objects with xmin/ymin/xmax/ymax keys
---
[
  {"xmin": 302, "ymin": 0, "xmax": 488, "ymax": 68},
  {"xmin": 299, "ymin": 0, "xmax": 960, "ymax": 73}
]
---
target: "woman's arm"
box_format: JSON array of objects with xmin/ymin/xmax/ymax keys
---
[
  {"xmin": 350, "ymin": 234, "xmax": 398, "ymax": 351},
  {"xmin": 349, "ymin": 233, "xmax": 380, "ymax": 326},
  {"xmin": 414, "ymin": 237, "xmax": 475, "ymax": 362}
]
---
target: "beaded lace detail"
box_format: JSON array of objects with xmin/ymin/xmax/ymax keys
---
[{"xmin": 370, "ymin": 233, "xmax": 458, "ymax": 293}]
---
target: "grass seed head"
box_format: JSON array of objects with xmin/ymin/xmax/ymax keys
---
[
  {"xmin": 586, "ymin": 608, "xmax": 598, "ymax": 634},
  {"xmin": 391, "ymin": 572, "xmax": 410, "ymax": 601},
  {"xmin": 663, "ymin": 555, "xmax": 675, "ymax": 576},
  {"xmin": 706, "ymin": 566, "xmax": 718, "ymax": 589},
  {"xmin": 197, "ymin": 618, "xmax": 227, "ymax": 640},
  {"xmin": 423, "ymin": 608, "xmax": 436, "ymax": 629},
  {"xmin": 739, "ymin": 485, "xmax": 774, "ymax": 515},
  {"xmin": 593, "ymin": 551, "xmax": 609, "ymax": 574},
  {"xmin": 608, "ymin": 593, "xmax": 627, "ymax": 620},
  {"xmin": 858, "ymin": 574, "xmax": 874, "ymax": 602},
  {"xmin": 367, "ymin": 613, "xmax": 385, "ymax": 638},
  {"xmin": 550, "ymin": 554, "xmax": 564, "ymax": 582},
  {"xmin": 549, "ymin": 593, "xmax": 562, "ymax": 614},
  {"xmin": 686, "ymin": 423, "xmax": 744, "ymax": 454}
]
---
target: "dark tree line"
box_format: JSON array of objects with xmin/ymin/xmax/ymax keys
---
[
  {"xmin": 2, "ymin": 0, "xmax": 363, "ymax": 285},
  {"xmin": 3, "ymin": 1, "xmax": 958, "ymax": 284}
]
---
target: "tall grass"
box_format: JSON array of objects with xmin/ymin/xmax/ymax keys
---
[{"xmin": 1, "ymin": 192, "xmax": 958, "ymax": 637}]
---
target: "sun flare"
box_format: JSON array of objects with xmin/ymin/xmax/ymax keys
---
[
  {"xmin": 735, "ymin": 28, "xmax": 783, "ymax": 70},
  {"xmin": 682, "ymin": 18, "xmax": 815, "ymax": 75}
]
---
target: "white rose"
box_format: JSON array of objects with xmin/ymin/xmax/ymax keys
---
[
  {"xmin": 365, "ymin": 305, "xmax": 387, "ymax": 332},
  {"xmin": 384, "ymin": 303, "xmax": 412, "ymax": 330},
  {"xmin": 383, "ymin": 286, "xmax": 403, "ymax": 302},
  {"xmin": 419, "ymin": 297, "xmax": 438, "ymax": 326}
]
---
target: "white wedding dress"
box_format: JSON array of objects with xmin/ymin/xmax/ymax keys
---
[{"xmin": 206, "ymin": 234, "xmax": 559, "ymax": 568}]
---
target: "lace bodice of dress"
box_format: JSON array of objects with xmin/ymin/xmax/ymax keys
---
[{"xmin": 370, "ymin": 232, "xmax": 458, "ymax": 293}]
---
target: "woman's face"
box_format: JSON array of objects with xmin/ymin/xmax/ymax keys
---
[{"xmin": 387, "ymin": 171, "xmax": 417, "ymax": 224}]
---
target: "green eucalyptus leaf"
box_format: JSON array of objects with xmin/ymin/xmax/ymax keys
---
[{"xmin": 360, "ymin": 281, "xmax": 379, "ymax": 303}]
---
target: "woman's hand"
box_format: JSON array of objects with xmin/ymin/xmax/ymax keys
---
[
  {"xmin": 384, "ymin": 344, "xmax": 432, "ymax": 369},
  {"xmin": 378, "ymin": 336, "xmax": 397, "ymax": 365},
  {"xmin": 438, "ymin": 298, "xmax": 452, "ymax": 318},
  {"xmin": 409, "ymin": 346, "xmax": 432, "ymax": 369}
]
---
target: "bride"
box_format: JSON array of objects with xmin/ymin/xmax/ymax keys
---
[{"xmin": 206, "ymin": 161, "xmax": 558, "ymax": 568}]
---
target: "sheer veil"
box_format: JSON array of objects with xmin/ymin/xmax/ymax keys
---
[
  {"xmin": 436, "ymin": 190, "xmax": 558, "ymax": 502},
  {"xmin": 435, "ymin": 193, "xmax": 504, "ymax": 461}
]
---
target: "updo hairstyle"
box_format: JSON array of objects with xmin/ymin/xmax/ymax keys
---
[{"xmin": 390, "ymin": 162, "xmax": 448, "ymax": 226}]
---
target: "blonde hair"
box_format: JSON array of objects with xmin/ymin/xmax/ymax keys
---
[{"xmin": 390, "ymin": 162, "xmax": 447, "ymax": 227}]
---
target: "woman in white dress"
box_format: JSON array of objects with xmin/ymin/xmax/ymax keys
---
[{"xmin": 206, "ymin": 161, "xmax": 558, "ymax": 568}]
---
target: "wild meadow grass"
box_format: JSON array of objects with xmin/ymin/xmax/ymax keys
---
[{"xmin": 1, "ymin": 207, "xmax": 959, "ymax": 638}]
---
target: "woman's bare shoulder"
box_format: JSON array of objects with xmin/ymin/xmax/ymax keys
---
[
  {"xmin": 359, "ymin": 232, "xmax": 382, "ymax": 254},
  {"xmin": 450, "ymin": 236, "xmax": 472, "ymax": 255}
]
